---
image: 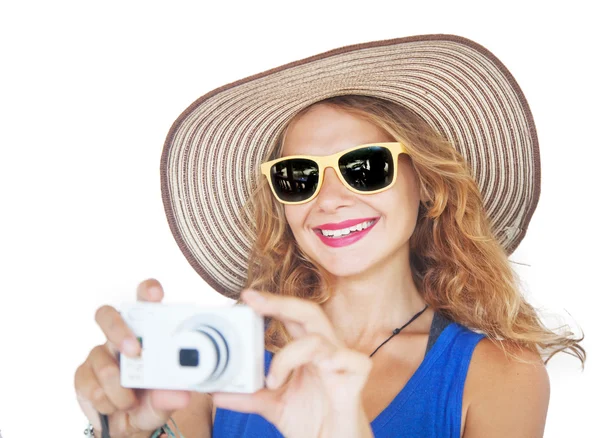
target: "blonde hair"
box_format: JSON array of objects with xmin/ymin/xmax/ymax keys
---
[{"xmin": 238, "ymin": 94, "xmax": 585, "ymax": 366}]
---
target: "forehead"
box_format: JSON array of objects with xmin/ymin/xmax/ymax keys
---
[{"xmin": 280, "ymin": 104, "xmax": 393, "ymax": 157}]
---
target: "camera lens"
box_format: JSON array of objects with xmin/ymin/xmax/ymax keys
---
[
  {"xmin": 179, "ymin": 348, "xmax": 200, "ymax": 367},
  {"xmin": 174, "ymin": 317, "xmax": 234, "ymax": 383}
]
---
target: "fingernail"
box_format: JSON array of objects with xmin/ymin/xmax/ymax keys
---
[
  {"xmin": 122, "ymin": 338, "xmax": 140, "ymax": 356},
  {"xmin": 148, "ymin": 286, "xmax": 160, "ymax": 299},
  {"xmin": 244, "ymin": 290, "xmax": 265, "ymax": 303}
]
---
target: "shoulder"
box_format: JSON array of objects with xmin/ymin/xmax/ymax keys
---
[{"xmin": 462, "ymin": 337, "xmax": 550, "ymax": 437}]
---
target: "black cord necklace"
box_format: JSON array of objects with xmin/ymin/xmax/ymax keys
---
[{"xmin": 369, "ymin": 304, "xmax": 429, "ymax": 358}]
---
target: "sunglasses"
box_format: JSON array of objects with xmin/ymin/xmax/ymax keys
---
[{"xmin": 260, "ymin": 142, "xmax": 408, "ymax": 204}]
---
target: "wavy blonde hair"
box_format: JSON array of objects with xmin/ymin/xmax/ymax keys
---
[{"xmin": 238, "ymin": 94, "xmax": 585, "ymax": 366}]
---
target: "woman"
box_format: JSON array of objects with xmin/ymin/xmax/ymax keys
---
[{"xmin": 75, "ymin": 35, "xmax": 585, "ymax": 437}]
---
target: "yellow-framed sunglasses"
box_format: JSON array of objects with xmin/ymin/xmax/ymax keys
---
[{"xmin": 260, "ymin": 142, "xmax": 408, "ymax": 205}]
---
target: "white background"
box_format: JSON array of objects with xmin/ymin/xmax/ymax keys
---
[{"xmin": 0, "ymin": 1, "xmax": 597, "ymax": 437}]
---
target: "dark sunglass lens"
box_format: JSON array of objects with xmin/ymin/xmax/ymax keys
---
[
  {"xmin": 270, "ymin": 159, "xmax": 319, "ymax": 202},
  {"xmin": 339, "ymin": 146, "xmax": 393, "ymax": 191}
]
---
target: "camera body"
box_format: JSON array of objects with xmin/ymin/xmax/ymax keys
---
[{"xmin": 120, "ymin": 301, "xmax": 265, "ymax": 393}]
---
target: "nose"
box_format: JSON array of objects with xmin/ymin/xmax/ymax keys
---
[{"xmin": 314, "ymin": 167, "xmax": 353, "ymax": 212}]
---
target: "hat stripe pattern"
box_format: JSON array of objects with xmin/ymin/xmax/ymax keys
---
[{"xmin": 161, "ymin": 35, "xmax": 540, "ymax": 299}]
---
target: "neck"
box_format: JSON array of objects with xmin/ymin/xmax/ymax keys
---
[{"xmin": 320, "ymin": 248, "xmax": 429, "ymax": 353}]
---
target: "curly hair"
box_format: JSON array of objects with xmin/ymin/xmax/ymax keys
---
[{"xmin": 237, "ymin": 94, "xmax": 585, "ymax": 367}]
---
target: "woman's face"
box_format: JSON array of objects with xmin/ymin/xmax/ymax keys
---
[{"xmin": 281, "ymin": 104, "xmax": 422, "ymax": 277}]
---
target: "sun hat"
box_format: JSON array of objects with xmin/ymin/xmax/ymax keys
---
[{"xmin": 160, "ymin": 34, "xmax": 540, "ymax": 300}]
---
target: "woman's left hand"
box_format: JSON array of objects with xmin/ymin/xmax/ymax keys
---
[{"xmin": 212, "ymin": 289, "xmax": 374, "ymax": 438}]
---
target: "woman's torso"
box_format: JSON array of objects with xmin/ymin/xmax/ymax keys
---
[{"xmin": 361, "ymin": 310, "xmax": 453, "ymax": 423}]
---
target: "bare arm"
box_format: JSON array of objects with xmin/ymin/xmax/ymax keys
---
[{"xmin": 462, "ymin": 339, "xmax": 550, "ymax": 438}]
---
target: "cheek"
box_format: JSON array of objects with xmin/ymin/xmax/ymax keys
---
[
  {"xmin": 376, "ymin": 177, "xmax": 420, "ymax": 220},
  {"xmin": 283, "ymin": 204, "xmax": 318, "ymax": 253},
  {"xmin": 391, "ymin": 163, "xmax": 421, "ymax": 208},
  {"xmin": 283, "ymin": 204, "xmax": 308, "ymax": 234}
]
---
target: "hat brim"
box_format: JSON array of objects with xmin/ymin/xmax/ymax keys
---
[{"xmin": 161, "ymin": 34, "xmax": 540, "ymax": 299}]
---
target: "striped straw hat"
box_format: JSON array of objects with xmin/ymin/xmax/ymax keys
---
[{"xmin": 160, "ymin": 34, "xmax": 540, "ymax": 300}]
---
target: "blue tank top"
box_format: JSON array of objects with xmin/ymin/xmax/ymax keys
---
[{"xmin": 213, "ymin": 314, "xmax": 485, "ymax": 438}]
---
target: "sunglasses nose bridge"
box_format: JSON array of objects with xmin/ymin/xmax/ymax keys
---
[
  {"xmin": 317, "ymin": 165, "xmax": 350, "ymax": 197},
  {"xmin": 321, "ymin": 153, "xmax": 344, "ymax": 178},
  {"xmin": 315, "ymin": 155, "xmax": 344, "ymax": 187},
  {"xmin": 320, "ymin": 156, "xmax": 337, "ymax": 172}
]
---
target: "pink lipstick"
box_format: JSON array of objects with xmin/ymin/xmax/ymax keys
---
[{"xmin": 313, "ymin": 217, "xmax": 379, "ymax": 248}]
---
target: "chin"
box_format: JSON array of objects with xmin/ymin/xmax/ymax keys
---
[
  {"xmin": 304, "ymin": 235, "xmax": 409, "ymax": 280},
  {"xmin": 311, "ymin": 252, "xmax": 376, "ymax": 278}
]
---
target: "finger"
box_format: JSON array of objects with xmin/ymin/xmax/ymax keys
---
[
  {"xmin": 75, "ymin": 361, "xmax": 112, "ymax": 427},
  {"xmin": 95, "ymin": 305, "xmax": 141, "ymax": 358},
  {"xmin": 241, "ymin": 290, "xmax": 339, "ymax": 344},
  {"xmin": 212, "ymin": 388, "xmax": 278, "ymax": 418},
  {"xmin": 89, "ymin": 345, "xmax": 139, "ymax": 412},
  {"xmin": 124, "ymin": 390, "xmax": 190, "ymax": 434},
  {"xmin": 317, "ymin": 349, "xmax": 373, "ymax": 403},
  {"xmin": 280, "ymin": 319, "xmax": 305, "ymax": 339},
  {"xmin": 150, "ymin": 390, "xmax": 192, "ymax": 411},
  {"xmin": 266, "ymin": 334, "xmax": 335, "ymax": 389},
  {"xmin": 75, "ymin": 360, "xmax": 118, "ymax": 415},
  {"xmin": 319, "ymin": 348, "xmax": 373, "ymax": 383},
  {"xmin": 136, "ymin": 278, "xmax": 164, "ymax": 302}
]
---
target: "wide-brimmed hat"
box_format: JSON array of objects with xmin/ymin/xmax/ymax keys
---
[{"xmin": 160, "ymin": 34, "xmax": 540, "ymax": 300}]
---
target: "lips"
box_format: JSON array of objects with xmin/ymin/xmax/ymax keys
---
[
  {"xmin": 312, "ymin": 217, "xmax": 379, "ymax": 248},
  {"xmin": 314, "ymin": 217, "xmax": 379, "ymax": 231}
]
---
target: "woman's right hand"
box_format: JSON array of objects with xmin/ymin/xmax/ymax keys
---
[{"xmin": 74, "ymin": 279, "xmax": 192, "ymax": 437}]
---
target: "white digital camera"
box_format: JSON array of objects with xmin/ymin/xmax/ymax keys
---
[{"xmin": 119, "ymin": 302, "xmax": 265, "ymax": 393}]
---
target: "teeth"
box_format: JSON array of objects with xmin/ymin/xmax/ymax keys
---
[{"xmin": 320, "ymin": 220, "xmax": 376, "ymax": 238}]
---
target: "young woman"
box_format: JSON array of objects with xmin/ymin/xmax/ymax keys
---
[{"xmin": 75, "ymin": 35, "xmax": 585, "ymax": 438}]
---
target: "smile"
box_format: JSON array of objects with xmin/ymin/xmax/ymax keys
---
[
  {"xmin": 313, "ymin": 218, "xmax": 379, "ymax": 248},
  {"xmin": 319, "ymin": 219, "xmax": 376, "ymax": 238}
]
